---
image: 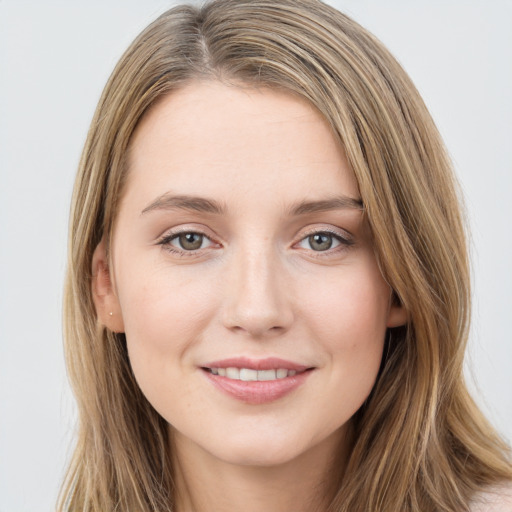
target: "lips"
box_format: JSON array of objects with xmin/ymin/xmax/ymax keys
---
[{"xmin": 201, "ymin": 357, "xmax": 314, "ymax": 404}]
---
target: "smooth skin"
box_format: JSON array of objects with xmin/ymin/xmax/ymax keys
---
[{"xmin": 92, "ymin": 80, "xmax": 407, "ymax": 512}]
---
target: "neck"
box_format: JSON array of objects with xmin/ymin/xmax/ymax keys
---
[{"xmin": 171, "ymin": 428, "xmax": 349, "ymax": 512}]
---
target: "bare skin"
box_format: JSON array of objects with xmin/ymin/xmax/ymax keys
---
[
  {"xmin": 92, "ymin": 80, "xmax": 407, "ymax": 512},
  {"xmin": 172, "ymin": 425, "xmax": 348, "ymax": 512}
]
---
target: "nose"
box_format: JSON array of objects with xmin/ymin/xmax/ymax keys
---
[{"xmin": 220, "ymin": 244, "xmax": 294, "ymax": 338}]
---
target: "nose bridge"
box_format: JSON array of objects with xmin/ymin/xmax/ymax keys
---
[{"xmin": 222, "ymin": 239, "xmax": 293, "ymax": 336}]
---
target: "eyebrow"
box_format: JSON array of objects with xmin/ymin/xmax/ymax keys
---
[
  {"xmin": 140, "ymin": 193, "xmax": 364, "ymax": 216},
  {"xmin": 289, "ymin": 196, "xmax": 364, "ymax": 215},
  {"xmin": 141, "ymin": 194, "xmax": 226, "ymax": 215}
]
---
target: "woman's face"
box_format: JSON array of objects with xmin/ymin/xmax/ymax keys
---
[{"xmin": 94, "ymin": 81, "xmax": 406, "ymax": 467}]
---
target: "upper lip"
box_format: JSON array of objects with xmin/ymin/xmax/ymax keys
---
[{"xmin": 202, "ymin": 357, "xmax": 312, "ymax": 372}]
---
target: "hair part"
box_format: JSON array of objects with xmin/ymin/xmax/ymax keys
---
[{"xmin": 60, "ymin": 1, "xmax": 512, "ymax": 510}]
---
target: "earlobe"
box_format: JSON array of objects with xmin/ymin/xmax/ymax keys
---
[
  {"xmin": 386, "ymin": 305, "xmax": 408, "ymax": 328},
  {"xmin": 386, "ymin": 293, "xmax": 408, "ymax": 328},
  {"xmin": 91, "ymin": 238, "xmax": 125, "ymax": 333}
]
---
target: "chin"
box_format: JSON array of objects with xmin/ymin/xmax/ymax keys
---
[
  {"xmin": 215, "ymin": 442, "xmax": 305, "ymax": 468},
  {"xmin": 205, "ymin": 426, "xmax": 337, "ymax": 469}
]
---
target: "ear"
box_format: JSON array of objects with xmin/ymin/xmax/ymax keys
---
[
  {"xmin": 386, "ymin": 294, "xmax": 408, "ymax": 328},
  {"xmin": 91, "ymin": 238, "xmax": 125, "ymax": 333}
]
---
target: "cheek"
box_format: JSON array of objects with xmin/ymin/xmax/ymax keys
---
[
  {"xmin": 115, "ymin": 263, "xmax": 220, "ymax": 389},
  {"xmin": 119, "ymin": 262, "xmax": 215, "ymax": 335},
  {"xmin": 302, "ymin": 264, "xmax": 390, "ymax": 348},
  {"xmin": 298, "ymin": 263, "xmax": 389, "ymax": 412}
]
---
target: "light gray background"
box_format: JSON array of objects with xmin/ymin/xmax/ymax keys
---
[{"xmin": 1, "ymin": 1, "xmax": 511, "ymax": 511}]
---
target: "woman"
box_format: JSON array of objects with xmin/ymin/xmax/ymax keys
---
[{"xmin": 59, "ymin": 0, "xmax": 512, "ymax": 510}]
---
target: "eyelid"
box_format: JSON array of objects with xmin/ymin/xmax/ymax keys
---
[
  {"xmin": 156, "ymin": 223, "xmax": 218, "ymax": 241},
  {"xmin": 295, "ymin": 225, "xmax": 353, "ymax": 244},
  {"xmin": 292, "ymin": 225, "xmax": 355, "ymax": 255},
  {"xmin": 156, "ymin": 225, "xmax": 222, "ymax": 255},
  {"xmin": 155, "ymin": 223, "xmax": 354, "ymax": 258}
]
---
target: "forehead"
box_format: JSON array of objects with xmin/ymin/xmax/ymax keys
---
[{"xmin": 124, "ymin": 80, "xmax": 359, "ymax": 211}]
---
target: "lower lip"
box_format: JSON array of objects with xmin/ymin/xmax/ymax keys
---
[{"xmin": 202, "ymin": 369, "xmax": 312, "ymax": 405}]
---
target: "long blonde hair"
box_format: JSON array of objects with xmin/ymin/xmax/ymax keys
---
[{"xmin": 59, "ymin": 1, "xmax": 512, "ymax": 510}]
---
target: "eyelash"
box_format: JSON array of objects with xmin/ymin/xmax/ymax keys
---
[
  {"xmin": 157, "ymin": 229, "xmax": 219, "ymax": 258},
  {"xmin": 156, "ymin": 227, "xmax": 354, "ymax": 258},
  {"xmin": 296, "ymin": 227, "xmax": 354, "ymax": 258}
]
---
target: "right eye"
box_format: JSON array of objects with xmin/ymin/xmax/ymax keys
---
[
  {"xmin": 157, "ymin": 230, "xmax": 217, "ymax": 255},
  {"xmin": 169, "ymin": 232, "xmax": 211, "ymax": 251},
  {"xmin": 299, "ymin": 232, "xmax": 340, "ymax": 252}
]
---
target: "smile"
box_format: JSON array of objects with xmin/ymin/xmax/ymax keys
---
[
  {"xmin": 207, "ymin": 367, "xmax": 298, "ymax": 381},
  {"xmin": 201, "ymin": 358, "xmax": 314, "ymax": 404}
]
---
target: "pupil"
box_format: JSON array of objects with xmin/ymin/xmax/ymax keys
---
[
  {"xmin": 310, "ymin": 233, "xmax": 332, "ymax": 251},
  {"xmin": 180, "ymin": 232, "xmax": 203, "ymax": 250}
]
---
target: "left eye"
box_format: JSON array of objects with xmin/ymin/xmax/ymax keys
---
[
  {"xmin": 169, "ymin": 232, "xmax": 213, "ymax": 251},
  {"xmin": 297, "ymin": 232, "xmax": 342, "ymax": 251}
]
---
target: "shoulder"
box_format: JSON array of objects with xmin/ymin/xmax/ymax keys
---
[{"xmin": 470, "ymin": 483, "xmax": 512, "ymax": 512}]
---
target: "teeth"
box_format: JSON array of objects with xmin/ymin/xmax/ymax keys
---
[
  {"xmin": 239, "ymin": 368, "xmax": 258, "ymax": 381},
  {"xmin": 276, "ymin": 368, "xmax": 288, "ymax": 379},
  {"xmin": 210, "ymin": 367, "xmax": 299, "ymax": 381},
  {"xmin": 257, "ymin": 369, "xmax": 276, "ymax": 381},
  {"xmin": 226, "ymin": 367, "xmax": 240, "ymax": 379}
]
